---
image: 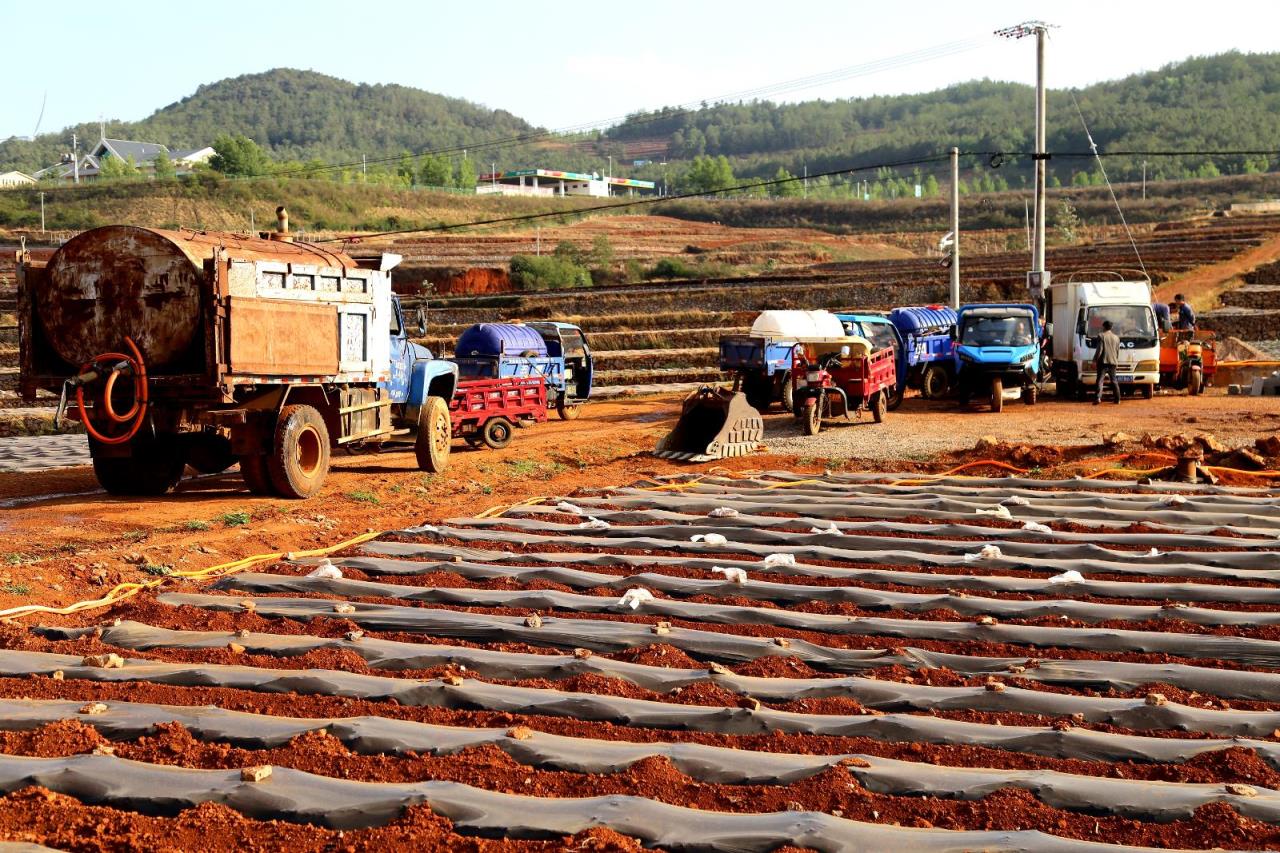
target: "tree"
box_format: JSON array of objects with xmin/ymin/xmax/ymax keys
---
[
  {"xmin": 152, "ymin": 149, "xmax": 176, "ymax": 180},
  {"xmin": 396, "ymin": 151, "xmax": 417, "ymax": 186},
  {"xmin": 1054, "ymin": 200, "xmax": 1082, "ymax": 244},
  {"xmin": 418, "ymin": 153, "xmax": 452, "ymax": 187},
  {"xmin": 922, "ymin": 174, "xmax": 940, "ymax": 197},
  {"xmin": 683, "ymin": 155, "xmax": 735, "ymax": 194},
  {"xmin": 772, "ymin": 166, "xmax": 801, "ymax": 197},
  {"xmin": 209, "ymin": 134, "xmax": 271, "ymax": 176},
  {"xmin": 454, "ymin": 157, "xmax": 477, "ymax": 190},
  {"xmin": 98, "ymin": 153, "xmax": 138, "ymax": 181}
]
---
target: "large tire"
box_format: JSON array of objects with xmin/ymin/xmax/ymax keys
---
[
  {"xmin": 1140, "ymin": 383, "xmax": 1154, "ymax": 399},
  {"xmin": 802, "ymin": 397, "xmax": 822, "ymax": 436},
  {"xmin": 1188, "ymin": 366, "xmax": 1203, "ymax": 396},
  {"xmin": 183, "ymin": 431, "xmax": 235, "ymax": 475},
  {"xmin": 556, "ymin": 393, "xmax": 582, "ymax": 421},
  {"xmin": 922, "ymin": 365, "xmax": 949, "ymax": 400},
  {"xmin": 886, "ymin": 384, "xmax": 904, "ymax": 412},
  {"xmin": 91, "ymin": 434, "xmax": 185, "ymax": 497},
  {"xmin": 239, "ymin": 454, "xmax": 274, "ymax": 496},
  {"xmin": 871, "ymin": 390, "xmax": 887, "ymax": 423},
  {"xmin": 1056, "ymin": 376, "xmax": 1075, "ymax": 401},
  {"xmin": 415, "ymin": 396, "xmax": 452, "ymax": 472},
  {"xmin": 779, "ymin": 372, "xmax": 794, "ymax": 413},
  {"xmin": 990, "ymin": 377, "xmax": 1004, "ymax": 413},
  {"xmin": 1022, "ymin": 384, "xmax": 1038, "ymax": 406},
  {"xmin": 267, "ymin": 404, "xmax": 330, "ymax": 499},
  {"xmin": 482, "ymin": 417, "xmax": 514, "ymax": 449}
]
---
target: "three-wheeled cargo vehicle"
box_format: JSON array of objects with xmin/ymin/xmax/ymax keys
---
[
  {"xmin": 17, "ymin": 215, "xmax": 458, "ymax": 498},
  {"xmin": 717, "ymin": 310, "xmax": 845, "ymax": 412},
  {"xmin": 887, "ymin": 305, "xmax": 958, "ymax": 399},
  {"xmin": 953, "ymin": 303, "xmax": 1042, "ymax": 412},
  {"xmin": 791, "ymin": 334, "xmax": 896, "ymax": 435},
  {"xmin": 835, "ymin": 312, "xmax": 905, "ymax": 409},
  {"xmin": 453, "ymin": 321, "xmax": 592, "ymax": 420},
  {"xmin": 451, "ymin": 375, "xmax": 547, "ymax": 449}
]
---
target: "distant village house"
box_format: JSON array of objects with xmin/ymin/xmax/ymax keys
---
[
  {"xmin": 34, "ymin": 137, "xmax": 214, "ymax": 182},
  {"xmin": 0, "ymin": 170, "xmax": 36, "ymax": 189}
]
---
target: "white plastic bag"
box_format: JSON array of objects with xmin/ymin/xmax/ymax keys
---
[
  {"xmin": 711, "ymin": 566, "xmax": 748, "ymax": 584},
  {"xmin": 306, "ymin": 560, "xmax": 343, "ymax": 579},
  {"xmin": 809, "ymin": 523, "xmax": 843, "ymax": 536},
  {"xmin": 616, "ymin": 588, "xmax": 655, "ymax": 610},
  {"xmin": 964, "ymin": 544, "xmax": 1003, "ymax": 562},
  {"xmin": 1143, "ymin": 547, "xmax": 1163, "ymax": 558},
  {"xmin": 556, "ymin": 501, "xmax": 586, "ymax": 515},
  {"xmin": 578, "ymin": 517, "xmax": 611, "ymax": 530},
  {"xmin": 1047, "ymin": 569, "xmax": 1084, "ymax": 584},
  {"xmin": 977, "ymin": 506, "xmax": 1013, "ymax": 520},
  {"xmin": 1021, "ymin": 520, "xmax": 1053, "ymax": 534},
  {"xmin": 708, "ymin": 507, "xmax": 740, "ymax": 518},
  {"xmin": 763, "ymin": 553, "xmax": 797, "ymax": 568},
  {"xmin": 691, "ymin": 533, "xmax": 728, "ymax": 546},
  {"xmin": 1001, "ymin": 495, "xmax": 1031, "ymax": 506},
  {"xmin": 1160, "ymin": 495, "xmax": 1187, "ymax": 507}
]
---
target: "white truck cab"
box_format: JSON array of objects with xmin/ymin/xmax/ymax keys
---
[{"xmin": 1049, "ymin": 276, "xmax": 1160, "ymax": 400}]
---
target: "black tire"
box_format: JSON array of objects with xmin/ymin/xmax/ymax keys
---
[
  {"xmin": 1188, "ymin": 366, "xmax": 1203, "ymax": 396},
  {"xmin": 90, "ymin": 434, "xmax": 185, "ymax": 496},
  {"xmin": 416, "ymin": 396, "xmax": 452, "ymax": 472},
  {"xmin": 886, "ymin": 384, "xmax": 904, "ymax": 412},
  {"xmin": 779, "ymin": 372, "xmax": 794, "ymax": 413},
  {"xmin": 922, "ymin": 365, "xmax": 949, "ymax": 400},
  {"xmin": 183, "ymin": 432, "xmax": 235, "ymax": 474},
  {"xmin": 802, "ymin": 396, "xmax": 823, "ymax": 436},
  {"xmin": 1057, "ymin": 377, "xmax": 1075, "ymax": 400},
  {"xmin": 1022, "ymin": 384, "xmax": 1038, "ymax": 406},
  {"xmin": 239, "ymin": 454, "xmax": 274, "ymax": 495},
  {"xmin": 482, "ymin": 417, "xmax": 514, "ymax": 449},
  {"xmin": 267, "ymin": 404, "xmax": 331, "ymax": 499},
  {"xmin": 990, "ymin": 377, "xmax": 1004, "ymax": 413},
  {"xmin": 556, "ymin": 393, "xmax": 581, "ymax": 421},
  {"xmin": 1140, "ymin": 383, "xmax": 1154, "ymax": 399},
  {"xmin": 872, "ymin": 390, "xmax": 887, "ymax": 423}
]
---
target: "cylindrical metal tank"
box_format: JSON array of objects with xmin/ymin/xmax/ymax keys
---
[
  {"xmin": 38, "ymin": 225, "xmax": 355, "ymax": 369},
  {"xmin": 455, "ymin": 323, "xmax": 548, "ymax": 358}
]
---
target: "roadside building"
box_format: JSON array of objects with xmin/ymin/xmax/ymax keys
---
[
  {"xmin": 476, "ymin": 168, "xmax": 655, "ymax": 198},
  {"xmin": 0, "ymin": 171, "xmax": 36, "ymax": 189},
  {"xmin": 33, "ymin": 137, "xmax": 214, "ymax": 182}
]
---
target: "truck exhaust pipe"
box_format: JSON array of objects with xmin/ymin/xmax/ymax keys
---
[{"xmin": 271, "ymin": 206, "xmax": 292, "ymax": 242}]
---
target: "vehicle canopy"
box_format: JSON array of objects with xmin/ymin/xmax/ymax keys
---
[
  {"xmin": 835, "ymin": 313, "xmax": 901, "ymax": 353},
  {"xmin": 526, "ymin": 321, "xmax": 590, "ymax": 358},
  {"xmin": 890, "ymin": 305, "xmax": 958, "ymax": 336},
  {"xmin": 456, "ymin": 323, "xmax": 548, "ymax": 359},
  {"xmin": 750, "ymin": 310, "xmax": 845, "ymax": 340}
]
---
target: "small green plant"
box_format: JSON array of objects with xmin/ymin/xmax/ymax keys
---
[
  {"xmin": 348, "ymin": 490, "xmax": 380, "ymax": 504},
  {"xmin": 122, "ymin": 530, "xmax": 148, "ymax": 542},
  {"xmin": 2, "ymin": 583, "xmax": 31, "ymax": 596},
  {"xmin": 141, "ymin": 564, "xmax": 174, "ymax": 576},
  {"xmin": 218, "ymin": 511, "xmax": 251, "ymax": 527},
  {"xmin": 4, "ymin": 553, "xmax": 33, "ymax": 566},
  {"xmin": 184, "ymin": 519, "xmax": 211, "ymax": 531}
]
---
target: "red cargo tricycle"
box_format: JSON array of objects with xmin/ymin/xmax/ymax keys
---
[
  {"xmin": 791, "ymin": 340, "xmax": 897, "ymax": 435},
  {"xmin": 451, "ymin": 376, "xmax": 547, "ymax": 449}
]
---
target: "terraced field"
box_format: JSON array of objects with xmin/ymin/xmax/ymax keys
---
[
  {"xmin": 5, "ymin": 471, "xmax": 1280, "ymax": 849},
  {"xmin": 419, "ymin": 215, "xmax": 1280, "ymax": 391}
]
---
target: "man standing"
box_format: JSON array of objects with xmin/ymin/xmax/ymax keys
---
[
  {"xmin": 1094, "ymin": 319, "xmax": 1122, "ymax": 405},
  {"xmin": 1171, "ymin": 293, "xmax": 1196, "ymax": 330}
]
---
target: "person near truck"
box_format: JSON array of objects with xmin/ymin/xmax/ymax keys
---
[
  {"xmin": 1094, "ymin": 319, "xmax": 1122, "ymax": 405},
  {"xmin": 1171, "ymin": 293, "xmax": 1196, "ymax": 330}
]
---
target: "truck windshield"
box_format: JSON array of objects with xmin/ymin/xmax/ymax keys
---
[
  {"xmin": 960, "ymin": 315, "xmax": 1034, "ymax": 347},
  {"xmin": 1083, "ymin": 305, "xmax": 1155, "ymax": 344}
]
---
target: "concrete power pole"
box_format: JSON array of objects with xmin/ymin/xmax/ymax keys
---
[
  {"xmin": 71, "ymin": 133, "xmax": 79, "ymax": 184},
  {"xmin": 950, "ymin": 147, "xmax": 960, "ymax": 309},
  {"xmin": 39, "ymin": 191, "xmax": 45, "ymax": 234}
]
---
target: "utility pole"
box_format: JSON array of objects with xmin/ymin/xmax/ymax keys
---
[
  {"xmin": 803, "ymin": 164, "xmax": 808, "ymax": 199},
  {"xmin": 1141, "ymin": 160, "xmax": 1147, "ymax": 199},
  {"xmin": 491, "ymin": 162, "xmax": 496, "ymax": 191},
  {"xmin": 71, "ymin": 133, "xmax": 79, "ymax": 184},
  {"xmin": 949, "ymin": 147, "xmax": 960, "ymax": 309},
  {"xmin": 39, "ymin": 191, "xmax": 45, "ymax": 235},
  {"xmin": 362, "ymin": 154, "xmax": 367, "ymax": 177},
  {"xmin": 996, "ymin": 21, "xmax": 1053, "ymax": 301}
]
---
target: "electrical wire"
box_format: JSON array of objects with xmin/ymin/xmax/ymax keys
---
[{"xmin": 1068, "ymin": 92, "xmax": 1148, "ymax": 279}]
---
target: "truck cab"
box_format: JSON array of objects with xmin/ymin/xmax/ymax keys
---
[
  {"xmin": 1049, "ymin": 277, "xmax": 1159, "ymax": 400},
  {"xmin": 953, "ymin": 303, "xmax": 1041, "ymax": 412}
]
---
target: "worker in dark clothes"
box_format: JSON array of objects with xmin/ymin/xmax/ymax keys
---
[
  {"xmin": 1094, "ymin": 320, "xmax": 1122, "ymax": 405},
  {"xmin": 1171, "ymin": 293, "xmax": 1196, "ymax": 330}
]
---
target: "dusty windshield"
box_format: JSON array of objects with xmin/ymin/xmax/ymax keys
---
[
  {"xmin": 960, "ymin": 315, "xmax": 1034, "ymax": 347},
  {"xmin": 1084, "ymin": 305, "xmax": 1156, "ymax": 345}
]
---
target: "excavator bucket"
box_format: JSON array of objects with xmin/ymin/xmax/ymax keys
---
[{"xmin": 654, "ymin": 386, "xmax": 764, "ymax": 462}]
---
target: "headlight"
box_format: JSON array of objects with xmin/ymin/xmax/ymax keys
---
[
  {"xmin": 1135, "ymin": 360, "xmax": 1158, "ymax": 372},
  {"xmin": 805, "ymin": 371, "xmax": 823, "ymax": 383}
]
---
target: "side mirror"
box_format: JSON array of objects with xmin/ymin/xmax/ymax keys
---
[
  {"xmin": 840, "ymin": 345, "xmax": 851, "ymax": 358},
  {"xmin": 415, "ymin": 307, "xmax": 428, "ymax": 337}
]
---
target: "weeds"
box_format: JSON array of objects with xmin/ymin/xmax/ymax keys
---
[
  {"xmin": 184, "ymin": 520, "xmax": 211, "ymax": 531},
  {"xmin": 348, "ymin": 491, "xmax": 380, "ymax": 504},
  {"xmin": 4, "ymin": 553, "xmax": 35, "ymax": 566},
  {"xmin": 504, "ymin": 459, "xmax": 566, "ymax": 480},
  {"xmin": 141, "ymin": 564, "xmax": 174, "ymax": 576},
  {"xmin": 2, "ymin": 583, "xmax": 31, "ymax": 596},
  {"xmin": 218, "ymin": 511, "xmax": 251, "ymax": 527},
  {"xmin": 122, "ymin": 530, "xmax": 148, "ymax": 542}
]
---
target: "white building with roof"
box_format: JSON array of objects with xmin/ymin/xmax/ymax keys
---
[
  {"xmin": 0, "ymin": 171, "xmax": 36, "ymax": 189},
  {"xmin": 34, "ymin": 136, "xmax": 214, "ymax": 182}
]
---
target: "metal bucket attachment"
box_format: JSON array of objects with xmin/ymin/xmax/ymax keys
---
[{"xmin": 654, "ymin": 386, "xmax": 764, "ymax": 462}]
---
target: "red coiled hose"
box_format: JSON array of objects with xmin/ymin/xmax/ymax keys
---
[{"xmin": 75, "ymin": 336, "xmax": 148, "ymax": 445}]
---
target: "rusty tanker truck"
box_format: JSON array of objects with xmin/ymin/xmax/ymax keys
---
[{"xmin": 16, "ymin": 210, "xmax": 458, "ymax": 498}]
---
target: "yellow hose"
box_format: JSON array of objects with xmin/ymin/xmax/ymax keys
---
[{"xmin": 0, "ymin": 530, "xmax": 383, "ymax": 621}]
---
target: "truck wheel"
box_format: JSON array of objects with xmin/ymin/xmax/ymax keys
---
[
  {"xmin": 802, "ymin": 397, "xmax": 822, "ymax": 436},
  {"xmin": 922, "ymin": 365, "xmax": 948, "ymax": 399},
  {"xmin": 1188, "ymin": 367, "xmax": 1203, "ymax": 396},
  {"xmin": 1140, "ymin": 383, "xmax": 1154, "ymax": 399},
  {"xmin": 91, "ymin": 434, "xmax": 185, "ymax": 496},
  {"xmin": 183, "ymin": 432, "xmax": 236, "ymax": 475},
  {"xmin": 239, "ymin": 454, "xmax": 274, "ymax": 495},
  {"xmin": 886, "ymin": 384, "xmax": 904, "ymax": 411},
  {"xmin": 416, "ymin": 396, "xmax": 452, "ymax": 472},
  {"xmin": 872, "ymin": 390, "xmax": 887, "ymax": 423},
  {"xmin": 990, "ymin": 377, "xmax": 1004, "ymax": 413},
  {"xmin": 779, "ymin": 373, "xmax": 794, "ymax": 413},
  {"xmin": 556, "ymin": 393, "xmax": 581, "ymax": 421},
  {"xmin": 482, "ymin": 417, "xmax": 514, "ymax": 449},
  {"xmin": 267, "ymin": 404, "xmax": 330, "ymax": 499},
  {"xmin": 1022, "ymin": 384, "xmax": 1038, "ymax": 405}
]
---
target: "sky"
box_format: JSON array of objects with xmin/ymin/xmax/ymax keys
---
[{"xmin": 2, "ymin": 0, "xmax": 1277, "ymax": 141}]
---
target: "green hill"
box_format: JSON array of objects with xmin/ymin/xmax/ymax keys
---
[{"xmin": 0, "ymin": 68, "xmax": 541, "ymax": 174}]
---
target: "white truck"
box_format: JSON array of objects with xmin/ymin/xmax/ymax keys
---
[{"xmin": 1048, "ymin": 276, "xmax": 1160, "ymax": 400}]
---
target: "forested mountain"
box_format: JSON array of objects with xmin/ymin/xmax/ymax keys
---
[
  {"xmin": 3, "ymin": 53, "xmax": 1278, "ymax": 188},
  {"xmin": 0, "ymin": 69, "xmax": 538, "ymax": 173}
]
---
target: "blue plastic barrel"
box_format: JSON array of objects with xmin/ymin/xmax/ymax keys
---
[
  {"xmin": 455, "ymin": 323, "xmax": 548, "ymax": 358},
  {"xmin": 890, "ymin": 306, "xmax": 958, "ymax": 336}
]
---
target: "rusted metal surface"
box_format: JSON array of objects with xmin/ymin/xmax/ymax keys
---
[
  {"xmin": 36, "ymin": 226, "xmax": 356, "ymax": 369},
  {"xmin": 227, "ymin": 298, "xmax": 339, "ymax": 376}
]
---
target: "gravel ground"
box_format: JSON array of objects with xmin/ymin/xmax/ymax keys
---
[{"xmin": 762, "ymin": 388, "xmax": 1280, "ymax": 461}]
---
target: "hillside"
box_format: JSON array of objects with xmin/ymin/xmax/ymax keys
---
[{"xmin": 0, "ymin": 69, "xmax": 540, "ymax": 173}]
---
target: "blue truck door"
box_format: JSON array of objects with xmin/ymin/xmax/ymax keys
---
[{"xmin": 386, "ymin": 296, "xmax": 412, "ymax": 403}]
